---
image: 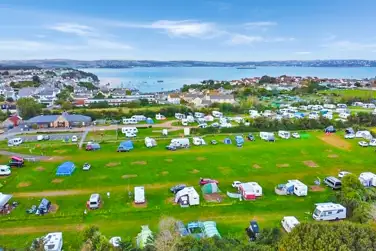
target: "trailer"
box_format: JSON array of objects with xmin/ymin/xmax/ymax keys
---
[
  {"xmin": 312, "ymin": 203, "xmax": 346, "ymax": 221},
  {"xmin": 122, "ymin": 118, "xmax": 138, "ymax": 124},
  {"xmin": 144, "ymin": 137, "xmax": 157, "ymax": 148},
  {"xmin": 192, "ymin": 137, "xmax": 206, "ymax": 146},
  {"xmin": 281, "ymin": 216, "xmax": 300, "ymax": 233},
  {"xmin": 278, "ymin": 131, "xmax": 291, "ymax": 139},
  {"xmin": 239, "ymin": 182, "xmax": 262, "ymax": 200}
]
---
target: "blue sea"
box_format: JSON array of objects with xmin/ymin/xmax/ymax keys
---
[{"xmin": 84, "ymin": 67, "xmax": 376, "ymax": 92}]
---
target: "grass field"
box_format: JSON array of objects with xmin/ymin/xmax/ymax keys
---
[
  {"xmin": 0, "ymin": 130, "xmax": 376, "ymax": 249},
  {"xmin": 320, "ymin": 89, "xmax": 376, "ymax": 98}
]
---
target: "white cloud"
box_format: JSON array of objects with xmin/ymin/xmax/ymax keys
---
[
  {"xmin": 295, "ymin": 51, "xmax": 311, "ymax": 55},
  {"xmin": 323, "ymin": 40, "xmax": 376, "ymax": 51},
  {"xmin": 244, "ymin": 21, "xmax": 277, "ymax": 28},
  {"xmin": 48, "ymin": 23, "xmax": 97, "ymax": 37},
  {"xmin": 271, "ymin": 37, "xmax": 295, "ymax": 42},
  {"xmin": 228, "ymin": 34, "xmax": 264, "ymax": 45}
]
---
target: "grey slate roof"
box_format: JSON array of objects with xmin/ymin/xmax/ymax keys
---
[
  {"xmin": 27, "ymin": 114, "xmax": 92, "ymax": 124},
  {"xmin": 18, "ymin": 87, "xmax": 36, "ymax": 97}
]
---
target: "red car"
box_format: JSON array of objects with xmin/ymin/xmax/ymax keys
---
[{"xmin": 199, "ymin": 178, "xmax": 219, "ymax": 185}]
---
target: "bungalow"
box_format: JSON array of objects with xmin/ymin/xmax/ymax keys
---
[{"xmin": 25, "ymin": 113, "xmax": 92, "ymax": 128}]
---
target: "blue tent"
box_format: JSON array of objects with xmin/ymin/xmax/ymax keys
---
[
  {"xmin": 146, "ymin": 117, "xmax": 154, "ymax": 124},
  {"xmin": 223, "ymin": 138, "xmax": 232, "ymax": 144},
  {"xmin": 117, "ymin": 140, "xmax": 134, "ymax": 152},
  {"xmin": 56, "ymin": 161, "xmax": 76, "ymax": 176}
]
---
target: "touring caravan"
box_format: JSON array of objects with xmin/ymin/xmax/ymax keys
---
[
  {"xmin": 131, "ymin": 115, "xmax": 147, "ymax": 122},
  {"xmin": 312, "ymin": 203, "xmax": 346, "ymax": 221},
  {"xmin": 212, "ymin": 111, "xmax": 223, "ymax": 118},
  {"xmin": 239, "ymin": 182, "xmax": 263, "ymax": 200},
  {"xmin": 43, "ymin": 232, "xmax": 63, "ymax": 251},
  {"xmin": 175, "ymin": 113, "xmax": 186, "ymax": 120},
  {"xmin": 122, "ymin": 118, "xmax": 138, "ymax": 124},
  {"xmin": 355, "ymin": 130, "xmax": 373, "ymax": 140},
  {"xmin": 144, "ymin": 137, "xmax": 157, "ymax": 148},
  {"xmin": 0, "ymin": 165, "xmax": 11, "ymax": 176},
  {"xmin": 337, "ymin": 104, "xmax": 347, "ymax": 108},
  {"xmin": 155, "ymin": 113, "xmax": 166, "ymax": 120},
  {"xmin": 249, "ymin": 110, "xmax": 260, "ymax": 118},
  {"xmin": 187, "ymin": 115, "xmax": 195, "ymax": 123},
  {"xmin": 278, "ymin": 131, "xmax": 291, "ymax": 139},
  {"xmin": 281, "ymin": 216, "xmax": 300, "ymax": 233},
  {"xmin": 193, "ymin": 137, "xmax": 206, "ymax": 146},
  {"xmin": 194, "ymin": 112, "xmax": 205, "ymax": 118},
  {"xmin": 174, "ymin": 187, "xmax": 200, "ymax": 207},
  {"xmin": 7, "ymin": 138, "xmax": 23, "ymax": 147},
  {"xmin": 260, "ymin": 132, "xmax": 275, "ymax": 142},
  {"xmin": 170, "ymin": 138, "xmax": 190, "ymax": 148},
  {"xmin": 121, "ymin": 127, "xmax": 138, "ymax": 134},
  {"xmin": 276, "ymin": 180, "xmax": 307, "ymax": 197},
  {"xmin": 134, "ymin": 186, "xmax": 145, "ymax": 204},
  {"xmin": 359, "ymin": 172, "xmax": 376, "ymax": 187}
]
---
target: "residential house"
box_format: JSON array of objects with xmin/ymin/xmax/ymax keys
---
[
  {"xmin": 18, "ymin": 87, "xmax": 37, "ymax": 99},
  {"xmin": 36, "ymin": 88, "xmax": 59, "ymax": 107},
  {"xmin": 167, "ymin": 93, "xmax": 181, "ymax": 104}
]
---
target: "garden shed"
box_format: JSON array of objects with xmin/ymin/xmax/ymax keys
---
[{"xmin": 56, "ymin": 161, "xmax": 76, "ymax": 176}]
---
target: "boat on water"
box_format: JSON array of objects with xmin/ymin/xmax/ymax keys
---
[{"xmin": 236, "ymin": 65, "xmax": 256, "ymax": 69}]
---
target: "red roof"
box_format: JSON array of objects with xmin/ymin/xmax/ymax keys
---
[{"xmin": 7, "ymin": 116, "xmax": 21, "ymax": 125}]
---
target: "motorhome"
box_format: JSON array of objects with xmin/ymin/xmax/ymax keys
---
[
  {"xmin": 359, "ymin": 172, "xmax": 376, "ymax": 187},
  {"xmin": 260, "ymin": 132, "xmax": 275, "ymax": 141},
  {"xmin": 312, "ymin": 203, "xmax": 346, "ymax": 221},
  {"xmin": 88, "ymin": 194, "xmax": 101, "ymax": 209},
  {"xmin": 131, "ymin": 115, "xmax": 147, "ymax": 122},
  {"xmin": 42, "ymin": 232, "xmax": 63, "ymax": 251},
  {"xmin": 278, "ymin": 131, "xmax": 291, "ymax": 139},
  {"xmin": 170, "ymin": 138, "xmax": 190, "ymax": 148},
  {"xmin": 174, "ymin": 187, "xmax": 200, "ymax": 207},
  {"xmin": 122, "ymin": 118, "xmax": 138, "ymax": 124},
  {"xmin": 355, "ymin": 130, "xmax": 373, "ymax": 140},
  {"xmin": 323, "ymin": 104, "xmax": 336, "ymax": 109},
  {"xmin": 0, "ymin": 165, "xmax": 11, "ymax": 176},
  {"xmin": 121, "ymin": 127, "xmax": 138, "ymax": 134},
  {"xmin": 337, "ymin": 104, "xmax": 347, "ymax": 108},
  {"xmin": 324, "ymin": 176, "xmax": 342, "ymax": 190},
  {"xmin": 193, "ymin": 137, "xmax": 206, "ymax": 146},
  {"xmin": 212, "ymin": 111, "xmax": 223, "ymax": 118},
  {"xmin": 134, "ymin": 186, "xmax": 145, "ymax": 204},
  {"xmin": 155, "ymin": 113, "xmax": 166, "ymax": 120},
  {"xmin": 144, "ymin": 137, "xmax": 157, "ymax": 148},
  {"xmin": 281, "ymin": 216, "xmax": 300, "ymax": 233},
  {"xmin": 175, "ymin": 113, "xmax": 186, "ymax": 120},
  {"xmin": 194, "ymin": 112, "xmax": 205, "ymax": 118},
  {"xmin": 7, "ymin": 138, "xmax": 23, "ymax": 147}
]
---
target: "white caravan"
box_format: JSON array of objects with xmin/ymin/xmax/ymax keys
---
[
  {"xmin": 170, "ymin": 138, "xmax": 190, "ymax": 147},
  {"xmin": 131, "ymin": 115, "xmax": 147, "ymax": 122},
  {"xmin": 144, "ymin": 137, "xmax": 157, "ymax": 148},
  {"xmin": 181, "ymin": 119, "xmax": 188, "ymax": 126},
  {"xmin": 123, "ymin": 118, "xmax": 138, "ymax": 124},
  {"xmin": 0, "ymin": 165, "xmax": 11, "ymax": 176},
  {"xmin": 43, "ymin": 232, "xmax": 63, "ymax": 251},
  {"xmin": 155, "ymin": 113, "xmax": 166, "ymax": 120},
  {"xmin": 194, "ymin": 112, "xmax": 205, "ymax": 118},
  {"xmin": 192, "ymin": 137, "xmax": 206, "ymax": 146},
  {"xmin": 204, "ymin": 115, "xmax": 214, "ymax": 122},
  {"xmin": 335, "ymin": 108, "xmax": 349, "ymax": 114},
  {"xmin": 134, "ymin": 186, "xmax": 145, "ymax": 204},
  {"xmin": 175, "ymin": 113, "xmax": 186, "ymax": 120},
  {"xmin": 339, "ymin": 113, "xmax": 350, "ymax": 119},
  {"xmin": 249, "ymin": 110, "xmax": 260, "ymax": 118},
  {"xmin": 337, "ymin": 104, "xmax": 347, "ymax": 108},
  {"xmin": 278, "ymin": 131, "xmax": 291, "ymax": 139},
  {"xmin": 287, "ymin": 180, "xmax": 308, "ymax": 196},
  {"xmin": 186, "ymin": 115, "xmax": 195, "ymax": 123},
  {"xmin": 122, "ymin": 127, "xmax": 138, "ymax": 134},
  {"xmin": 359, "ymin": 172, "xmax": 376, "ymax": 187},
  {"xmin": 355, "ymin": 130, "xmax": 373, "ymax": 140},
  {"xmin": 281, "ymin": 216, "xmax": 300, "ymax": 233},
  {"xmin": 184, "ymin": 128, "xmax": 190, "ymax": 136},
  {"xmin": 323, "ymin": 104, "xmax": 336, "ymax": 109},
  {"xmin": 312, "ymin": 203, "xmax": 346, "ymax": 221},
  {"xmin": 7, "ymin": 137, "xmax": 23, "ymax": 147},
  {"xmin": 212, "ymin": 111, "xmax": 223, "ymax": 118},
  {"xmin": 174, "ymin": 187, "xmax": 200, "ymax": 207},
  {"xmin": 323, "ymin": 113, "xmax": 333, "ymax": 120},
  {"xmin": 162, "ymin": 129, "xmax": 168, "ymax": 136},
  {"xmin": 260, "ymin": 132, "xmax": 274, "ymax": 141}
]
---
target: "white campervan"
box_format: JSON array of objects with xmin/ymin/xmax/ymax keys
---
[
  {"xmin": 175, "ymin": 113, "xmax": 186, "ymax": 120},
  {"xmin": 8, "ymin": 137, "xmax": 23, "ymax": 147},
  {"xmin": 312, "ymin": 203, "xmax": 346, "ymax": 221},
  {"xmin": 122, "ymin": 127, "xmax": 138, "ymax": 134},
  {"xmin": 155, "ymin": 113, "xmax": 166, "ymax": 120},
  {"xmin": 212, "ymin": 111, "xmax": 223, "ymax": 118},
  {"xmin": 278, "ymin": 131, "xmax": 290, "ymax": 139},
  {"xmin": 132, "ymin": 115, "xmax": 147, "ymax": 122},
  {"xmin": 123, "ymin": 118, "xmax": 138, "ymax": 124},
  {"xmin": 43, "ymin": 232, "xmax": 63, "ymax": 251},
  {"xmin": 89, "ymin": 194, "xmax": 101, "ymax": 209},
  {"xmin": 0, "ymin": 165, "xmax": 11, "ymax": 176},
  {"xmin": 281, "ymin": 216, "xmax": 300, "ymax": 233}
]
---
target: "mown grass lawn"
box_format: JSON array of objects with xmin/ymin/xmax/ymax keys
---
[
  {"xmin": 320, "ymin": 89, "xmax": 376, "ymax": 98},
  {"xmin": 0, "ymin": 131, "xmax": 376, "ymax": 249}
]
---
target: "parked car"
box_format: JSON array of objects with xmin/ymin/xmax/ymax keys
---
[
  {"xmin": 338, "ymin": 171, "xmax": 351, "ymax": 178},
  {"xmin": 9, "ymin": 156, "xmax": 24, "ymax": 168},
  {"xmin": 210, "ymin": 140, "xmax": 218, "ymax": 145},
  {"xmin": 345, "ymin": 133, "xmax": 355, "ymax": 139},
  {"xmin": 170, "ymin": 184, "xmax": 186, "ymax": 194},
  {"xmin": 199, "ymin": 178, "xmax": 219, "ymax": 185},
  {"xmin": 43, "ymin": 135, "xmax": 50, "ymax": 140},
  {"xmin": 358, "ymin": 141, "xmax": 369, "ymax": 147},
  {"xmin": 292, "ymin": 132, "xmax": 300, "ymax": 139},
  {"xmin": 71, "ymin": 135, "xmax": 78, "ymax": 142},
  {"xmin": 83, "ymin": 163, "xmax": 91, "ymax": 171},
  {"xmin": 247, "ymin": 134, "xmax": 255, "ymax": 141},
  {"xmin": 232, "ymin": 181, "xmax": 242, "ymax": 188},
  {"xmin": 324, "ymin": 176, "xmax": 342, "ymax": 190}
]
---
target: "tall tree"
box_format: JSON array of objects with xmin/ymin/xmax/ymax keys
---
[{"xmin": 17, "ymin": 98, "xmax": 42, "ymax": 119}]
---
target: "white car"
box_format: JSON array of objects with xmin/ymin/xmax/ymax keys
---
[
  {"xmin": 292, "ymin": 133, "xmax": 300, "ymax": 139},
  {"xmin": 338, "ymin": 171, "xmax": 351, "ymax": 178},
  {"xmin": 232, "ymin": 181, "xmax": 242, "ymax": 188},
  {"xmin": 71, "ymin": 135, "xmax": 78, "ymax": 142},
  {"xmin": 344, "ymin": 134, "xmax": 355, "ymax": 139},
  {"xmin": 358, "ymin": 141, "xmax": 369, "ymax": 147},
  {"xmin": 369, "ymin": 139, "xmax": 376, "ymax": 146}
]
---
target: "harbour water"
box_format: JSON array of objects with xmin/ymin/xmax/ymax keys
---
[{"xmin": 84, "ymin": 67, "xmax": 376, "ymax": 92}]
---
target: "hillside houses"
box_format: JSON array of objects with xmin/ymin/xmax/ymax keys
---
[{"xmin": 182, "ymin": 93, "xmax": 236, "ymax": 107}]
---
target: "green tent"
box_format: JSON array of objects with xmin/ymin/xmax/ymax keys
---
[{"xmin": 201, "ymin": 183, "xmax": 220, "ymax": 194}]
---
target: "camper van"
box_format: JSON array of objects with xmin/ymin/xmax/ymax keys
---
[
  {"xmin": 145, "ymin": 137, "xmax": 157, "ymax": 148},
  {"xmin": 134, "ymin": 186, "xmax": 145, "ymax": 204},
  {"xmin": 194, "ymin": 112, "xmax": 205, "ymax": 118},
  {"xmin": 7, "ymin": 137, "xmax": 23, "ymax": 147},
  {"xmin": 212, "ymin": 111, "xmax": 223, "ymax": 118},
  {"xmin": 88, "ymin": 194, "xmax": 101, "ymax": 209},
  {"xmin": 192, "ymin": 137, "xmax": 206, "ymax": 146},
  {"xmin": 278, "ymin": 131, "xmax": 291, "ymax": 139},
  {"xmin": 312, "ymin": 203, "xmax": 346, "ymax": 221},
  {"xmin": 281, "ymin": 216, "xmax": 300, "ymax": 233},
  {"xmin": 121, "ymin": 127, "xmax": 138, "ymax": 134},
  {"xmin": 155, "ymin": 113, "xmax": 166, "ymax": 120},
  {"xmin": 122, "ymin": 118, "xmax": 138, "ymax": 124},
  {"xmin": 0, "ymin": 165, "xmax": 11, "ymax": 176},
  {"xmin": 42, "ymin": 232, "xmax": 63, "ymax": 251},
  {"xmin": 131, "ymin": 115, "xmax": 147, "ymax": 122}
]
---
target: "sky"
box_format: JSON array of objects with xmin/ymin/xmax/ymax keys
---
[{"xmin": 0, "ymin": 0, "xmax": 376, "ymax": 61}]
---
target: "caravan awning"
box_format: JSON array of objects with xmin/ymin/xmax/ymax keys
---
[{"xmin": 0, "ymin": 193, "xmax": 12, "ymax": 208}]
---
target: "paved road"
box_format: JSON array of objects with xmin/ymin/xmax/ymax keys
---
[
  {"xmin": 15, "ymin": 133, "xmax": 82, "ymax": 142},
  {"xmin": 0, "ymin": 150, "xmax": 51, "ymax": 161}
]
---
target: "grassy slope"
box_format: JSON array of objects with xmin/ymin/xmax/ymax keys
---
[
  {"xmin": 320, "ymin": 89, "xmax": 376, "ymax": 98},
  {"xmin": 1, "ymin": 132, "xmax": 376, "ymax": 249}
]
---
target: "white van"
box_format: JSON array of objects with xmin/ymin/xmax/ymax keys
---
[
  {"xmin": 89, "ymin": 194, "xmax": 101, "ymax": 209},
  {"xmin": 123, "ymin": 118, "xmax": 138, "ymax": 124},
  {"xmin": 0, "ymin": 165, "xmax": 11, "ymax": 176},
  {"xmin": 121, "ymin": 127, "xmax": 138, "ymax": 134},
  {"xmin": 281, "ymin": 216, "xmax": 300, "ymax": 233},
  {"xmin": 8, "ymin": 137, "xmax": 23, "ymax": 147},
  {"xmin": 312, "ymin": 203, "xmax": 346, "ymax": 221},
  {"xmin": 278, "ymin": 131, "xmax": 290, "ymax": 139},
  {"xmin": 71, "ymin": 135, "xmax": 78, "ymax": 142}
]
